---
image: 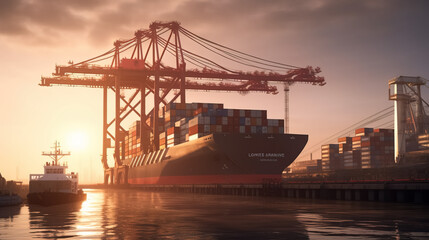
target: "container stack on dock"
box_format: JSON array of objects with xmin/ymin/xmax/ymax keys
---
[
  {"xmin": 417, "ymin": 134, "xmax": 429, "ymax": 149},
  {"xmin": 359, "ymin": 128, "xmax": 394, "ymax": 168},
  {"xmin": 339, "ymin": 137, "xmax": 361, "ymax": 169},
  {"xmin": 297, "ymin": 127, "xmax": 395, "ymax": 175},
  {"xmin": 321, "ymin": 144, "xmax": 340, "ymax": 171},
  {"xmin": 319, "ymin": 128, "xmax": 394, "ymax": 172}
]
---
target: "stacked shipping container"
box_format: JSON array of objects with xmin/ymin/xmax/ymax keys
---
[
  {"xmin": 417, "ymin": 134, "xmax": 429, "ymax": 149},
  {"xmin": 163, "ymin": 102, "xmax": 284, "ymax": 145},
  {"xmin": 359, "ymin": 128, "xmax": 394, "ymax": 168},
  {"xmin": 120, "ymin": 102, "xmax": 286, "ymax": 159},
  {"xmin": 321, "ymin": 144, "xmax": 340, "ymax": 171},
  {"xmin": 123, "ymin": 121, "xmax": 141, "ymax": 159},
  {"xmin": 338, "ymin": 137, "xmax": 361, "ymax": 169},
  {"xmin": 319, "ymin": 128, "xmax": 394, "ymax": 172}
]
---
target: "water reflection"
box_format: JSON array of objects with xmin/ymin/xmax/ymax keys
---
[
  {"xmin": 29, "ymin": 202, "xmax": 82, "ymax": 239},
  {"xmin": 96, "ymin": 189, "xmax": 309, "ymax": 239},
  {"xmin": 15, "ymin": 189, "xmax": 429, "ymax": 239},
  {"xmin": 0, "ymin": 205, "xmax": 21, "ymax": 220},
  {"xmin": 295, "ymin": 201, "xmax": 429, "ymax": 239}
]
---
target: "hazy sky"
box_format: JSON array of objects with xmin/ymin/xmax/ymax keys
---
[{"xmin": 1, "ymin": 0, "xmax": 428, "ymax": 183}]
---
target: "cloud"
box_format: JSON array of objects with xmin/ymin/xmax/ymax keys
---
[
  {"xmin": 0, "ymin": 0, "xmax": 105, "ymax": 45},
  {"xmin": 86, "ymin": 0, "xmax": 180, "ymax": 46},
  {"xmin": 0, "ymin": 0, "xmax": 30, "ymax": 35},
  {"xmin": 0, "ymin": 0, "xmax": 428, "ymax": 51}
]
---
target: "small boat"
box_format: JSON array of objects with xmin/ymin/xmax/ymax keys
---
[
  {"xmin": 27, "ymin": 141, "xmax": 86, "ymax": 206},
  {"xmin": 0, "ymin": 191, "xmax": 22, "ymax": 207}
]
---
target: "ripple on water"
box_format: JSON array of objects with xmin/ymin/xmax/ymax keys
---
[{"xmin": 1, "ymin": 189, "xmax": 429, "ymax": 239}]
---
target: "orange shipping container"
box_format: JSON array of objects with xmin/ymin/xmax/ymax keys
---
[{"xmin": 189, "ymin": 124, "xmax": 203, "ymax": 135}]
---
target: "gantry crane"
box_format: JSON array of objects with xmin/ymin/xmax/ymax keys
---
[{"xmin": 40, "ymin": 21, "xmax": 325, "ymax": 177}]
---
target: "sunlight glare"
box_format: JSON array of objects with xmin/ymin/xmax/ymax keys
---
[{"xmin": 68, "ymin": 131, "xmax": 89, "ymax": 151}]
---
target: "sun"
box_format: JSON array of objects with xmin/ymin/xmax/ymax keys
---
[{"xmin": 67, "ymin": 131, "xmax": 89, "ymax": 151}]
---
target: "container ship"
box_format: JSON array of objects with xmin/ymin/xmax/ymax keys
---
[{"xmin": 119, "ymin": 102, "xmax": 308, "ymax": 185}]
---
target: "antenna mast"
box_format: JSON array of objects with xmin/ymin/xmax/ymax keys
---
[{"xmin": 42, "ymin": 141, "xmax": 71, "ymax": 166}]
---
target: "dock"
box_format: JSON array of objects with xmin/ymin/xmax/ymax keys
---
[{"xmin": 92, "ymin": 180, "xmax": 429, "ymax": 204}]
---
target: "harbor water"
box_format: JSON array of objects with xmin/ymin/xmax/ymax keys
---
[{"xmin": 1, "ymin": 188, "xmax": 429, "ymax": 239}]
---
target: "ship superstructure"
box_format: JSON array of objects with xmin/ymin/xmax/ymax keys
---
[{"xmin": 27, "ymin": 142, "xmax": 86, "ymax": 205}]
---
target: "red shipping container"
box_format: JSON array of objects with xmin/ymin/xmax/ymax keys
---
[
  {"xmin": 352, "ymin": 136, "xmax": 361, "ymax": 142},
  {"xmin": 245, "ymin": 126, "xmax": 251, "ymax": 133},
  {"xmin": 245, "ymin": 110, "xmax": 251, "ymax": 117},
  {"xmin": 233, "ymin": 126, "xmax": 240, "ymax": 133},
  {"xmin": 233, "ymin": 117, "xmax": 239, "ymax": 125},
  {"xmin": 273, "ymin": 126, "xmax": 278, "ymax": 133},
  {"xmin": 228, "ymin": 117, "xmax": 233, "ymax": 125},
  {"xmin": 374, "ymin": 128, "xmax": 394, "ymax": 134},
  {"xmin": 251, "ymin": 118, "xmax": 257, "ymax": 126},
  {"xmin": 233, "ymin": 110, "xmax": 239, "ymax": 117},
  {"xmin": 222, "ymin": 125, "xmax": 228, "ymax": 132},
  {"xmin": 355, "ymin": 128, "xmax": 373, "ymax": 135},
  {"xmin": 188, "ymin": 125, "xmax": 203, "ymax": 135},
  {"xmin": 262, "ymin": 119, "xmax": 268, "ymax": 126},
  {"xmin": 167, "ymin": 127, "xmax": 180, "ymax": 135},
  {"xmin": 338, "ymin": 137, "xmax": 352, "ymax": 144}
]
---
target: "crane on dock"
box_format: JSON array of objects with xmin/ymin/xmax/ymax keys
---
[
  {"xmin": 389, "ymin": 76, "xmax": 429, "ymax": 163},
  {"xmin": 40, "ymin": 21, "xmax": 325, "ymax": 180}
]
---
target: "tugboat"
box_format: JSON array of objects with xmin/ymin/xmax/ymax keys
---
[{"xmin": 27, "ymin": 141, "xmax": 86, "ymax": 206}]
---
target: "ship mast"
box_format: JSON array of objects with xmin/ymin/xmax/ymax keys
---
[{"xmin": 42, "ymin": 141, "xmax": 71, "ymax": 166}]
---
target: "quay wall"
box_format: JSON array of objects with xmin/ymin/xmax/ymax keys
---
[{"xmin": 109, "ymin": 181, "xmax": 429, "ymax": 203}]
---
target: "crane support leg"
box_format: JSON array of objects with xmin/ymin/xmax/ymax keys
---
[
  {"xmin": 102, "ymin": 85, "xmax": 108, "ymax": 170},
  {"xmin": 284, "ymin": 82, "xmax": 290, "ymax": 133},
  {"xmin": 140, "ymin": 83, "xmax": 147, "ymax": 153},
  {"xmin": 114, "ymin": 75, "xmax": 121, "ymax": 167},
  {"xmin": 181, "ymin": 75, "xmax": 186, "ymax": 103},
  {"xmin": 153, "ymin": 73, "xmax": 160, "ymax": 151}
]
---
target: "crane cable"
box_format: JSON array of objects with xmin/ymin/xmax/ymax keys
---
[
  {"xmin": 179, "ymin": 26, "xmax": 301, "ymax": 69},
  {"xmin": 179, "ymin": 29, "xmax": 284, "ymax": 72},
  {"xmin": 157, "ymin": 37, "xmax": 228, "ymax": 72}
]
